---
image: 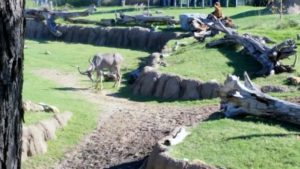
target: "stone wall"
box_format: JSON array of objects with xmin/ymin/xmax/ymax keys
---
[
  {"xmin": 25, "ymin": 19, "xmax": 182, "ymax": 52},
  {"xmin": 133, "ymin": 68, "xmax": 221, "ymax": 100},
  {"xmin": 22, "ymin": 112, "xmax": 72, "ymax": 161}
]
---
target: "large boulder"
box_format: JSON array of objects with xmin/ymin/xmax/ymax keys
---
[
  {"xmin": 63, "ymin": 25, "xmax": 76, "ymax": 42},
  {"xmin": 23, "ymin": 101, "xmax": 44, "ymax": 112},
  {"xmin": 181, "ymin": 79, "xmax": 202, "ymax": 100},
  {"xmin": 23, "ymin": 101, "xmax": 60, "ymax": 113},
  {"xmin": 128, "ymin": 27, "xmax": 150, "ymax": 50},
  {"xmin": 71, "ymin": 26, "xmax": 82, "ymax": 42},
  {"xmin": 162, "ymin": 75, "xmax": 182, "ymax": 99},
  {"xmin": 154, "ymin": 74, "xmax": 170, "ymax": 98},
  {"xmin": 22, "ymin": 127, "xmax": 30, "ymax": 162},
  {"xmin": 54, "ymin": 111, "xmax": 73, "ymax": 127},
  {"xmin": 27, "ymin": 125, "xmax": 47, "ymax": 156},
  {"xmin": 199, "ymin": 80, "xmax": 220, "ymax": 99},
  {"xmin": 34, "ymin": 21, "xmax": 46, "ymax": 39},
  {"xmin": 78, "ymin": 27, "xmax": 92, "ymax": 43},
  {"xmin": 38, "ymin": 118, "xmax": 60, "ymax": 141},
  {"xmin": 96, "ymin": 27, "xmax": 109, "ymax": 46},
  {"xmin": 133, "ymin": 70, "xmax": 160, "ymax": 96},
  {"xmin": 87, "ymin": 27, "xmax": 98, "ymax": 44}
]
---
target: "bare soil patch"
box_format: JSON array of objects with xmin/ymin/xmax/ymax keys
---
[{"xmin": 34, "ymin": 69, "xmax": 219, "ymax": 169}]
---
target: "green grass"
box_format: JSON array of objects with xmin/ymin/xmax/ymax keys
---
[
  {"xmin": 170, "ymin": 118, "xmax": 300, "ymax": 169},
  {"xmin": 22, "ymin": 40, "xmax": 149, "ymax": 168},
  {"xmin": 22, "ymin": 70, "xmax": 99, "ymax": 169},
  {"xmin": 24, "ymin": 112, "xmax": 54, "ymax": 125}
]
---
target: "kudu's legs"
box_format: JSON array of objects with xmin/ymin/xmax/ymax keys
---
[
  {"xmin": 95, "ymin": 71, "xmax": 103, "ymax": 90},
  {"xmin": 113, "ymin": 67, "xmax": 121, "ymax": 88}
]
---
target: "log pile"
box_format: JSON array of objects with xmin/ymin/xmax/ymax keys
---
[{"xmin": 220, "ymin": 72, "xmax": 300, "ymax": 125}]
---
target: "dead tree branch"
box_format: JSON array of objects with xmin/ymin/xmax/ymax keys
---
[{"xmin": 220, "ymin": 72, "xmax": 300, "ymax": 125}]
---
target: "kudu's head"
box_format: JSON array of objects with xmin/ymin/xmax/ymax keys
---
[{"xmin": 77, "ymin": 58, "xmax": 95, "ymax": 82}]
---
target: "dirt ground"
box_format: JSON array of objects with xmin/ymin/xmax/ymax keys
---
[{"xmin": 34, "ymin": 69, "xmax": 219, "ymax": 169}]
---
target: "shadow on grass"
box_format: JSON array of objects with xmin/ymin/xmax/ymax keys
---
[
  {"xmin": 226, "ymin": 132, "xmax": 300, "ymax": 141},
  {"xmin": 107, "ymin": 83, "xmax": 179, "ymax": 103},
  {"xmin": 237, "ymin": 116, "xmax": 300, "ymax": 131},
  {"xmin": 203, "ymin": 111, "xmax": 300, "ymax": 138},
  {"xmin": 230, "ymin": 8, "xmax": 271, "ymax": 19},
  {"xmin": 214, "ymin": 46, "xmax": 262, "ymax": 79},
  {"xmin": 53, "ymin": 87, "xmax": 89, "ymax": 91},
  {"xmin": 106, "ymin": 157, "xmax": 147, "ymax": 169},
  {"xmin": 224, "ymin": 116, "xmax": 300, "ymax": 141}
]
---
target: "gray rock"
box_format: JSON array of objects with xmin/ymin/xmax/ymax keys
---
[
  {"xmin": 162, "ymin": 75, "xmax": 182, "ymax": 99},
  {"xmin": 181, "ymin": 79, "xmax": 202, "ymax": 100}
]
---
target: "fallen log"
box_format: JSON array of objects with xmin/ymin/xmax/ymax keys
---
[
  {"xmin": 116, "ymin": 13, "xmax": 178, "ymax": 25},
  {"xmin": 65, "ymin": 18, "xmax": 115, "ymax": 26},
  {"xmin": 25, "ymin": 5, "xmax": 96, "ymax": 20},
  {"xmin": 25, "ymin": 5, "xmax": 96, "ymax": 37},
  {"xmin": 220, "ymin": 72, "xmax": 300, "ymax": 125},
  {"xmin": 205, "ymin": 15, "xmax": 297, "ymax": 76}
]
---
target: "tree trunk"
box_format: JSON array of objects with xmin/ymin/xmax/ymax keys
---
[
  {"xmin": 0, "ymin": 0, "xmax": 24, "ymax": 168},
  {"xmin": 280, "ymin": 0, "xmax": 283, "ymax": 20}
]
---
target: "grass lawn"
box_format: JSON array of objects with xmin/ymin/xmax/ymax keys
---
[
  {"xmin": 22, "ymin": 40, "xmax": 149, "ymax": 168},
  {"xmin": 24, "ymin": 112, "xmax": 55, "ymax": 125},
  {"xmin": 170, "ymin": 118, "xmax": 300, "ymax": 169}
]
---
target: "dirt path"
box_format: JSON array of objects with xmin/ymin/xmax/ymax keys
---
[{"xmin": 34, "ymin": 69, "xmax": 219, "ymax": 169}]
